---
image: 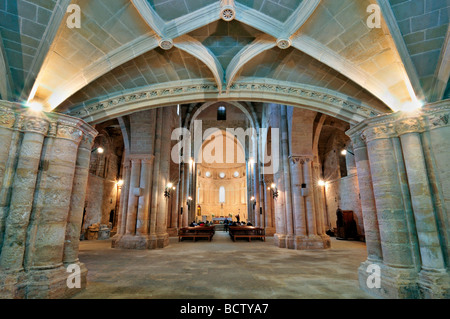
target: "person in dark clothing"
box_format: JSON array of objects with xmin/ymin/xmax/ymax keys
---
[{"xmin": 224, "ymin": 219, "xmax": 229, "ymax": 232}]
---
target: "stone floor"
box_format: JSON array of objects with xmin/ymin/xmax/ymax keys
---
[{"xmin": 73, "ymin": 232, "xmax": 373, "ymax": 299}]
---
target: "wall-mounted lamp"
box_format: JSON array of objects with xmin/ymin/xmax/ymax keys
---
[
  {"xmin": 116, "ymin": 180, "xmax": 124, "ymax": 188},
  {"xmin": 268, "ymin": 183, "xmax": 279, "ymax": 200},
  {"xmin": 164, "ymin": 183, "xmax": 176, "ymax": 198},
  {"xmin": 318, "ymin": 180, "xmax": 327, "ymax": 187},
  {"xmin": 91, "ymin": 147, "xmax": 104, "ymax": 154},
  {"xmin": 341, "ymin": 149, "xmax": 354, "ymax": 156},
  {"xmin": 250, "ymin": 196, "xmax": 256, "ymax": 209},
  {"xmin": 187, "ymin": 196, "xmax": 193, "ymax": 207}
]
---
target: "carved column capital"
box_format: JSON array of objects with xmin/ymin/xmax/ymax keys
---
[
  {"xmin": 289, "ymin": 155, "xmax": 312, "ymax": 165},
  {"xmin": 362, "ymin": 124, "xmax": 396, "ymax": 142},
  {"xmin": 56, "ymin": 121, "xmax": 83, "ymax": 143},
  {"xmin": 0, "ymin": 106, "xmax": 16, "ymax": 129},
  {"xmin": 395, "ymin": 118, "xmax": 424, "ymax": 136},
  {"xmin": 22, "ymin": 116, "xmax": 50, "ymax": 135}
]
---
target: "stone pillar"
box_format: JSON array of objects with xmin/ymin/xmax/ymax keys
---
[
  {"xmin": 362, "ymin": 125, "xmax": 419, "ymax": 298},
  {"xmin": 313, "ymin": 161, "xmax": 325, "ymax": 237},
  {"xmin": 396, "ymin": 118, "xmax": 448, "ymax": 298},
  {"xmin": 63, "ymin": 132, "xmax": 95, "ymax": 268},
  {"xmin": 0, "ymin": 116, "xmax": 49, "ymax": 271},
  {"xmin": 290, "ymin": 157, "xmax": 307, "ymax": 247},
  {"xmin": 281, "ymin": 107, "xmax": 294, "ymax": 249},
  {"xmin": 117, "ymin": 160, "xmax": 131, "ymax": 236},
  {"xmin": 0, "ymin": 105, "xmax": 17, "ymax": 250},
  {"xmin": 136, "ymin": 157, "xmax": 154, "ymax": 236},
  {"xmin": 347, "ymin": 133, "xmax": 383, "ymax": 262},
  {"xmin": 125, "ymin": 159, "xmax": 141, "ymax": 236},
  {"xmin": 303, "ymin": 159, "xmax": 317, "ymax": 236},
  {"xmin": 0, "ymin": 102, "xmax": 97, "ymax": 299}
]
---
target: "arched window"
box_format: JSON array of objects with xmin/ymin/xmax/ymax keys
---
[
  {"xmin": 217, "ymin": 106, "xmax": 226, "ymax": 121},
  {"xmin": 219, "ymin": 186, "xmax": 226, "ymax": 203}
]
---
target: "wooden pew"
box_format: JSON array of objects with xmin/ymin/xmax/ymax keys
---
[
  {"xmin": 178, "ymin": 226, "xmax": 215, "ymax": 242},
  {"xmin": 229, "ymin": 226, "xmax": 266, "ymax": 242}
]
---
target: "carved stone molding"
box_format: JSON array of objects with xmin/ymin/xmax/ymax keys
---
[
  {"xmin": 80, "ymin": 134, "xmax": 95, "ymax": 150},
  {"xmin": 395, "ymin": 118, "xmax": 424, "ymax": 136},
  {"xmin": 427, "ymin": 112, "xmax": 449, "ymax": 130},
  {"xmin": 220, "ymin": 0, "xmax": 236, "ymax": 21},
  {"xmin": 0, "ymin": 106, "xmax": 16, "ymax": 129},
  {"xmin": 349, "ymin": 133, "xmax": 366, "ymax": 149},
  {"xmin": 68, "ymin": 80, "xmax": 380, "ymax": 124},
  {"xmin": 159, "ymin": 39, "xmax": 173, "ymax": 50},
  {"xmin": 289, "ymin": 155, "xmax": 312, "ymax": 165},
  {"xmin": 362, "ymin": 124, "xmax": 396, "ymax": 142},
  {"xmin": 57, "ymin": 123, "xmax": 83, "ymax": 142},
  {"xmin": 277, "ymin": 38, "xmax": 291, "ymax": 50},
  {"xmin": 22, "ymin": 117, "xmax": 50, "ymax": 135}
]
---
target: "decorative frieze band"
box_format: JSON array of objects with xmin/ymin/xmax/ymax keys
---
[
  {"xmin": 67, "ymin": 80, "xmax": 381, "ymax": 122},
  {"xmin": 0, "ymin": 101, "xmax": 98, "ymax": 143},
  {"xmin": 289, "ymin": 155, "xmax": 312, "ymax": 165}
]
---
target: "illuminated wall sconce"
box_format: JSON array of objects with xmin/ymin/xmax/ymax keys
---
[
  {"xmin": 116, "ymin": 180, "xmax": 124, "ymax": 189},
  {"xmin": 91, "ymin": 147, "xmax": 104, "ymax": 154},
  {"xmin": 268, "ymin": 183, "xmax": 279, "ymax": 200},
  {"xmin": 341, "ymin": 149, "xmax": 354, "ymax": 156},
  {"xmin": 250, "ymin": 196, "xmax": 256, "ymax": 209},
  {"xmin": 164, "ymin": 183, "xmax": 176, "ymax": 198},
  {"xmin": 187, "ymin": 196, "xmax": 193, "ymax": 207},
  {"xmin": 318, "ymin": 180, "xmax": 327, "ymax": 187}
]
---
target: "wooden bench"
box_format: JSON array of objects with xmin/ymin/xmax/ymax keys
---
[
  {"xmin": 229, "ymin": 226, "xmax": 266, "ymax": 242},
  {"xmin": 178, "ymin": 226, "xmax": 215, "ymax": 242}
]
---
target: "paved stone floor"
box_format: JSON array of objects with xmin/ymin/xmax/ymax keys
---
[{"xmin": 73, "ymin": 232, "xmax": 373, "ymax": 299}]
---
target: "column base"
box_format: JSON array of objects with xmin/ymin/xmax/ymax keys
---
[
  {"xmin": 113, "ymin": 233, "xmax": 170, "ymax": 250},
  {"xmin": 264, "ymin": 227, "xmax": 276, "ymax": 236},
  {"xmin": 0, "ymin": 263, "xmax": 88, "ymax": 299},
  {"xmin": 285, "ymin": 234, "xmax": 295, "ymax": 249},
  {"xmin": 0, "ymin": 269, "xmax": 27, "ymax": 299},
  {"xmin": 167, "ymin": 227, "xmax": 179, "ymax": 237},
  {"xmin": 358, "ymin": 260, "xmax": 419, "ymax": 299},
  {"xmin": 294, "ymin": 235, "xmax": 331, "ymax": 250},
  {"xmin": 274, "ymin": 234, "xmax": 286, "ymax": 248},
  {"xmin": 418, "ymin": 268, "xmax": 450, "ymax": 299}
]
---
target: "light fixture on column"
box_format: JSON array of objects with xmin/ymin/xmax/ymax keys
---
[
  {"xmin": 187, "ymin": 196, "xmax": 193, "ymax": 207},
  {"xmin": 116, "ymin": 180, "xmax": 124, "ymax": 188},
  {"xmin": 250, "ymin": 196, "xmax": 256, "ymax": 209},
  {"xmin": 318, "ymin": 180, "xmax": 327, "ymax": 187},
  {"xmin": 165, "ymin": 183, "xmax": 175, "ymax": 198},
  {"xmin": 341, "ymin": 149, "xmax": 354, "ymax": 156},
  {"xmin": 91, "ymin": 147, "xmax": 104, "ymax": 154},
  {"xmin": 269, "ymin": 183, "xmax": 279, "ymax": 200}
]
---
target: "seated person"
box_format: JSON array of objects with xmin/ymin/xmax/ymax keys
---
[{"xmin": 247, "ymin": 222, "xmax": 253, "ymax": 226}]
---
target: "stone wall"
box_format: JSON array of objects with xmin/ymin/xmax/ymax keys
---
[
  {"xmin": 0, "ymin": 100, "xmax": 97, "ymax": 299},
  {"xmin": 325, "ymin": 174, "xmax": 363, "ymax": 235}
]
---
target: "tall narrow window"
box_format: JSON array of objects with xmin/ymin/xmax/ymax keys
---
[
  {"xmin": 217, "ymin": 106, "xmax": 226, "ymax": 121},
  {"xmin": 219, "ymin": 186, "xmax": 226, "ymax": 203}
]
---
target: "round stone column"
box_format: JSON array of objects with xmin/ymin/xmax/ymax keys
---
[
  {"xmin": 396, "ymin": 118, "xmax": 447, "ymax": 295},
  {"xmin": 63, "ymin": 130, "xmax": 96, "ymax": 266},
  {"xmin": 125, "ymin": 159, "xmax": 141, "ymax": 235},
  {"xmin": 118, "ymin": 160, "xmax": 131, "ymax": 236},
  {"xmin": 28, "ymin": 120, "xmax": 84, "ymax": 269},
  {"xmin": 0, "ymin": 116, "xmax": 49, "ymax": 271},
  {"xmin": 136, "ymin": 157, "xmax": 154, "ymax": 236},
  {"xmin": 289, "ymin": 157, "xmax": 307, "ymax": 242},
  {"xmin": 0, "ymin": 104, "xmax": 16, "ymax": 249},
  {"xmin": 303, "ymin": 158, "xmax": 317, "ymax": 237},
  {"xmin": 363, "ymin": 125, "xmax": 415, "ymax": 268},
  {"xmin": 348, "ymin": 133, "xmax": 383, "ymax": 262}
]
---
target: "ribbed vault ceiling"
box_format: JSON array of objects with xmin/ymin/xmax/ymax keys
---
[{"xmin": 0, "ymin": 0, "xmax": 448, "ymax": 119}]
